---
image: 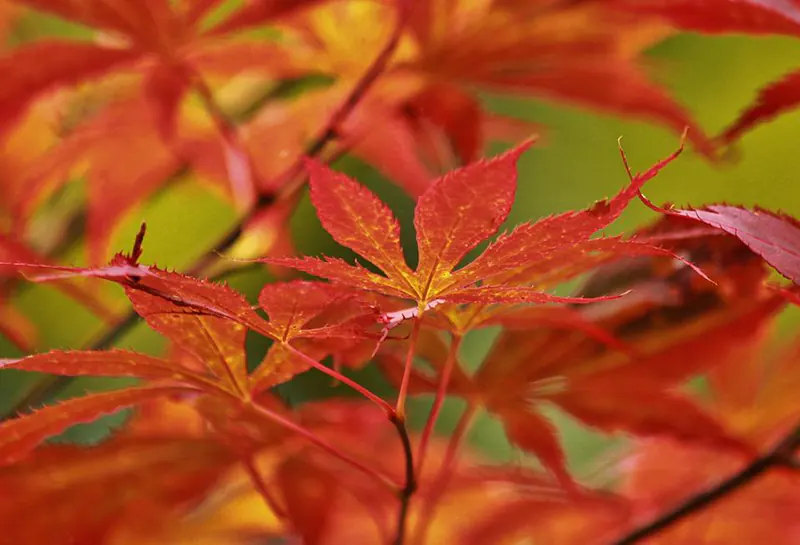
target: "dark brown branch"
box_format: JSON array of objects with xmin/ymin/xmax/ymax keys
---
[
  {"xmin": 1, "ymin": 0, "xmax": 408, "ymax": 421},
  {"xmin": 389, "ymin": 413, "xmax": 417, "ymax": 545},
  {"xmin": 608, "ymin": 422, "xmax": 800, "ymax": 545}
]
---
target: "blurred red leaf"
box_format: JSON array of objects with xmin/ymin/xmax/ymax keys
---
[
  {"xmin": 2, "ymin": 0, "xmax": 318, "ymax": 260},
  {"xmin": 0, "ymin": 349, "xmax": 221, "ymax": 391},
  {"xmin": 612, "ymin": 0, "xmax": 800, "ymax": 37},
  {"xmin": 384, "ymin": 216, "xmax": 782, "ymax": 486},
  {"xmin": 720, "ymin": 68, "xmax": 800, "ymax": 143},
  {"xmin": 0, "ymin": 385, "xmax": 197, "ymax": 464},
  {"xmin": 618, "ymin": 333, "xmax": 800, "ymax": 545},
  {"xmin": 0, "ymin": 435, "xmax": 237, "ymax": 545}
]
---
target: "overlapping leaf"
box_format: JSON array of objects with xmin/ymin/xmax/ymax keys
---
[
  {"xmin": 0, "ymin": 384, "xmax": 198, "ymax": 464},
  {"xmin": 250, "ymin": 280, "xmax": 376, "ymax": 394},
  {"xmin": 669, "ymin": 204, "xmax": 800, "ymax": 283},
  {"xmin": 1, "ymin": 0, "xmax": 318, "ymax": 260},
  {"xmin": 271, "ymin": 0, "xmax": 714, "ymax": 158},
  {"xmin": 0, "ymin": 436, "xmax": 238, "ymax": 544},
  {"xmin": 1, "ymin": 0, "xmax": 319, "ymax": 135},
  {"xmin": 382, "ymin": 217, "xmax": 783, "ymax": 486},
  {"xmin": 617, "ymin": 333, "xmax": 800, "ymax": 545},
  {"xmin": 0, "ymin": 396, "xmax": 287, "ymax": 545}
]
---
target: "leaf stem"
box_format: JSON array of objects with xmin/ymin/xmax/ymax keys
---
[
  {"xmin": 246, "ymin": 400, "xmax": 399, "ymax": 491},
  {"xmin": 283, "ymin": 344, "xmax": 395, "ymax": 415},
  {"xmin": 413, "ymin": 403, "xmax": 477, "ymax": 544},
  {"xmin": 437, "ymin": 403, "xmax": 477, "ymax": 492},
  {"xmin": 390, "ymin": 412, "xmax": 416, "ymax": 545},
  {"xmin": 607, "ymin": 421, "xmax": 800, "ymax": 545},
  {"xmin": 416, "ymin": 333, "xmax": 462, "ymax": 475},
  {"xmin": 395, "ymin": 317, "xmax": 422, "ymax": 418}
]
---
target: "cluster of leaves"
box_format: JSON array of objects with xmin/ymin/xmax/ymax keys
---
[
  {"xmin": 2, "ymin": 0, "xmax": 800, "ymax": 349},
  {"xmin": 2, "ymin": 1, "xmax": 800, "ymax": 544},
  {"xmin": 2, "ymin": 138, "xmax": 800, "ymax": 544}
]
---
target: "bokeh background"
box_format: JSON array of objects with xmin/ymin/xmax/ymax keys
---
[{"xmin": 2, "ymin": 9, "xmax": 800, "ymax": 476}]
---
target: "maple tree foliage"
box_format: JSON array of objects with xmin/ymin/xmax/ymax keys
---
[{"xmin": 1, "ymin": 2, "xmax": 800, "ymax": 545}]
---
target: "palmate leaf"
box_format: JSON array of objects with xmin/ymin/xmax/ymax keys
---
[
  {"xmin": 270, "ymin": 138, "xmax": 687, "ymax": 312},
  {"xmin": 123, "ymin": 271, "xmax": 255, "ymax": 397},
  {"xmin": 250, "ymin": 280, "xmax": 375, "ymax": 394},
  {"xmin": 2, "ymin": 230, "xmax": 382, "ymax": 403}
]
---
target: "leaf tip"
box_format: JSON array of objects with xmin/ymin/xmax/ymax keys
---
[
  {"xmin": 131, "ymin": 222, "xmax": 147, "ymax": 264},
  {"xmin": 506, "ymin": 136, "xmax": 537, "ymax": 159}
]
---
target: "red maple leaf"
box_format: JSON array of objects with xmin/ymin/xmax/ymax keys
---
[
  {"xmin": 268, "ymin": 139, "xmax": 688, "ymax": 309},
  {"xmin": 380, "ymin": 216, "xmax": 783, "ymax": 488}
]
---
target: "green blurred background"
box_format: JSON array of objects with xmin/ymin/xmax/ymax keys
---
[{"xmin": 2, "ymin": 26, "xmax": 800, "ymax": 476}]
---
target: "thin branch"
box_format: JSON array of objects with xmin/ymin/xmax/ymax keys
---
[
  {"xmin": 416, "ymin": 333, "xmax": 462, "ymax": 475},
  {"xmin": 246, "ymin": 400, "xmax": 399, "ymax": 491},
  {"xmin": 284, "ymin": 344, "xmax": 395, "ymax": 415},
  {"xmin": 607, "ymin": 422, "xmax": 800, "ymax": 545},
  {"xmin": 1, "ymin": 0, "xmax": 409, "ymax": 420},
  {"xmin": 395, "ymin": 318, "xmax": 422, "ymax": 418},
  {"xmin": 390, "ymin": 412, "xmax": 416, "ymax": 545}
]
